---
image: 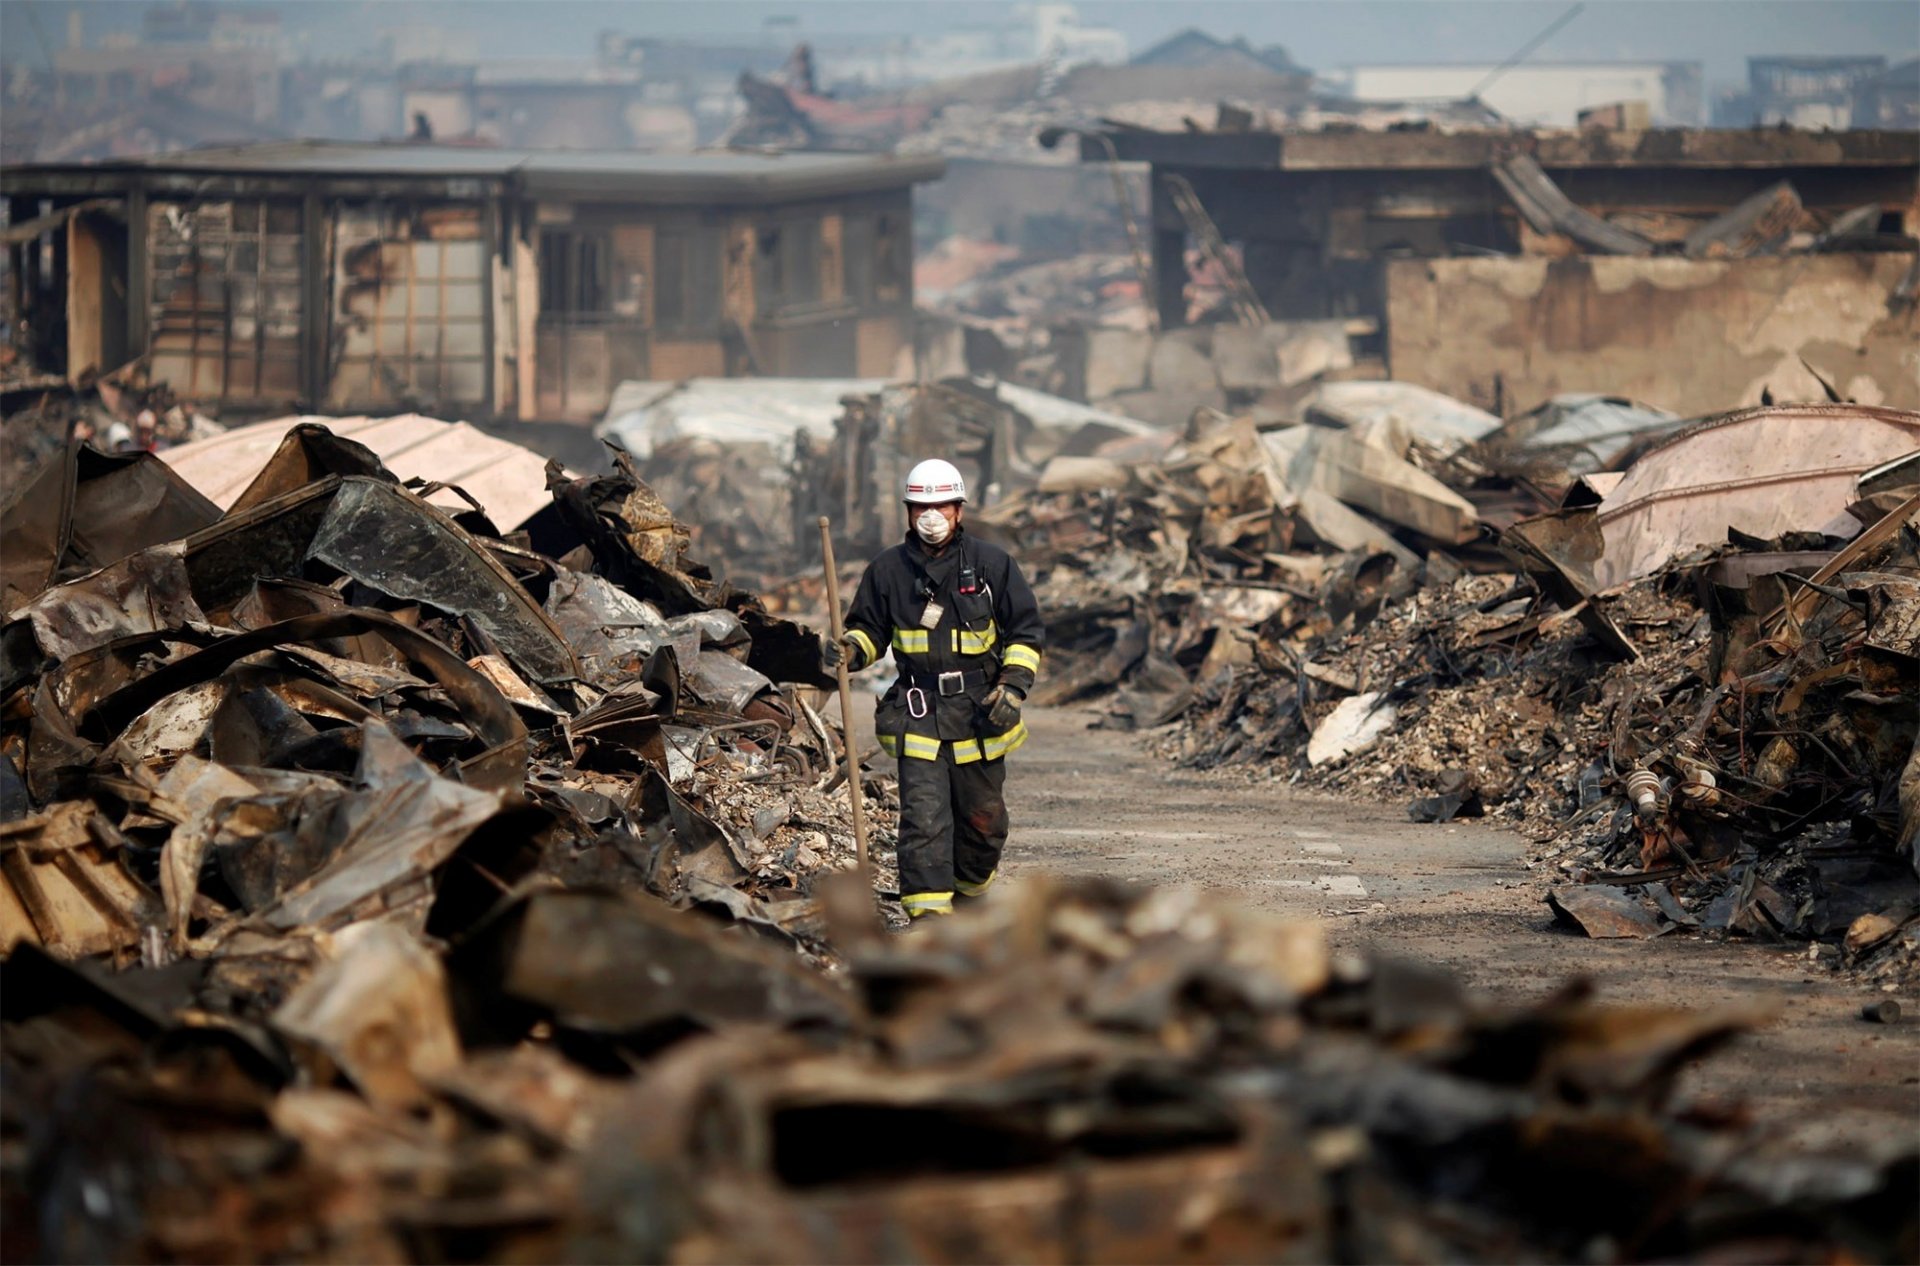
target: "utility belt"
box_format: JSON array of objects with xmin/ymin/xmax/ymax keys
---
[{"xmin": 899, "ymin": 666, "xmax": 993, "ymax": 719}]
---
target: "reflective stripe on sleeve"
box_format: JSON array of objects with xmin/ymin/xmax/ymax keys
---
[
  {"xmin": 981, "ymin": 720, "xmax": 1029, "ymax": 760},
  {"xmin": 847, "ymin": 628, "xmax": 878, "ymax": 666},
  {"xmin": 1002, "ymin": 643, "xmax": 1041, "ymax": 673}
]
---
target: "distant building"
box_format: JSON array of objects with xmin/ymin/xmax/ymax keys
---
[
  {"xmin": 1854, "ymin": 59, "xmax": 1920, "ymax": 129},
  {"xmin": 1715, "ymin": 56, "xmax": 1891, "ymax": 129},
  {"xmin": 1325, "ymin": 61, "xmax": 1705, "ymax": 127},
  {"xmin": 142, "ymin": 1, "xmax": 288, "ymax": 56},
  {"xmin": 3, "ymin": 143, "xmax": 945, "ymax": 421},
  {"xmin": 50, "ymin": 44, "xmax": 284, "ymax": 126},
  {"xmin": 1132, "ymin": 29, "xmax": 1301, "ymax": 75},
  {"xmin": 800, "ymin": 2, "xmax": 1125, "ymax": 91}
]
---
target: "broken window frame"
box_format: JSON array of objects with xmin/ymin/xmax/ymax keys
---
[
  {"xmin": 537, "ymin": 228, "xmax": 612, "ymax": 319},
  {"xmin": 653, "ymin": 221, "xmax": 723, "ymax": 335},
  {"xmin": 873, "ymin": 210, "xmax": 907, "ymax": 304},
  {"xmin": 148, "ymin": 198, "xmax": 305, "ymax": 403},
  {"xmin": 754, "ymin": 214, "xmax": 827, "ymax": 317},
  {"xmin": 328, "ymin": 201, "xmax": 489, "ymax": 410}
]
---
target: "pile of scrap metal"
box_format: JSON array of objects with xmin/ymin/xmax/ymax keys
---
[
  {"xmin": 1162, "ymin": 403, "xmax": 1920, "ymax": 980},
  {"xmin": 0, "ymin": 420, "xmax": 890, "ymax": 972},
  {"xmin": 7, "ymin": 861, "xmax": 1916, "ymax": 1261}
]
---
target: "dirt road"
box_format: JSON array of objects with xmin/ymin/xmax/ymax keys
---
[{"xmin": 987, "ymin": 705, "xmax": 1920, "ymax": 1154}]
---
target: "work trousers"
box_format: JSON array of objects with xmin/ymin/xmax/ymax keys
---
[{"xmin": 895, "ymin": 749, "xmax": 1009, "ymax": 913}]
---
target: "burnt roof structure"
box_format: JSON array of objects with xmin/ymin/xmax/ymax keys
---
[{"xmin": 2, "ymin": 140, "xmax": 949, "ymax": 204}]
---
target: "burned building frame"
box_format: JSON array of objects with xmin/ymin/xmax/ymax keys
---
[
  {"xmin": 1063, "ymin": 126, "xmax": 1919, "ymax": 331},
  {"xmin": 2, "ymin": 142, "xmax": 945, "ymax": 422}
]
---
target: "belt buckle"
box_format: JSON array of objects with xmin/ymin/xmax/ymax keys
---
[{"xmin": 937, "ymin": 670, "xmax": 966, "ymax": 697}]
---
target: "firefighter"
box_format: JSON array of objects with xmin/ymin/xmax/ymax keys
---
[{"xmin": 824, "ymin": 458, "xmax": 1045, "ymax": 920}]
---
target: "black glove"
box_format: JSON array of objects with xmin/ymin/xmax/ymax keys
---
[
  {"xmin": 822, "ymin": 633, "xmax": 859, "ymax": 672},
  {"xmin": 983, "ymin": 684, "xmax": 1023, "ymax": 730}
]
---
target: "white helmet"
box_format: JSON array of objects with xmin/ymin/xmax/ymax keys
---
[{"xmin": 903, "ymin": 458, "xmax": 967, "ymax": 504}]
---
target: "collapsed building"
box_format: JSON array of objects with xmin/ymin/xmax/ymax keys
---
[
  {"xmin": 2, "ymin": 142, "xmax": 944, "ymax": 423},
  {"xmin": 1041, "ymin": 123, "xmax": 1919, "ymax": 418}
]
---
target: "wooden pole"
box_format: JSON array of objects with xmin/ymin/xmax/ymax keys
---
[{"xmin": 818, "ymin": 517, "xmax": 869, "ymax": 868}]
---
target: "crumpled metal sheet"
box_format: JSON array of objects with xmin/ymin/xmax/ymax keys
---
[
  {"xmin": 1592, "ymin": 404, "xmax": 1920, "ymax": 588},
  {"xmin": 306, "ymin": 477, "xmax": 581, "ymax": 685},
  {"xmin": 1, "ymin": 443, "xmax": 223, "ymax": 612}
]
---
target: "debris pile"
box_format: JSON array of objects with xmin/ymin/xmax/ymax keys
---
[
  {"xmin": 981, "ymin": 397, "xmax": 1920, "ymax": 978},
  {"xmin": 3, "ymin": 416, "xmax": 1916, "ymax": 1262},
  {"xmin": 0, "ymin": 422, "xmax": 889, "ymax": 970},
  {"xmin": 7, "ymin": 864, "xmax": 1917, "ymax": 1262},
  {"xmin": 971, "ymin": 397, "xmax": 1510, "ymax": 727}
]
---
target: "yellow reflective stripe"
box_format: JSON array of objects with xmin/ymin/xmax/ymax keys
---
[
  {"xmin": 847, "ymin": 628, "xmax": 878, "ymax": 666},
  {"xmin": 877, "ymin": 733, "xmax": 900, "ymax": 757},
  {"xmin": 901, "ymin": 891, "xmax": 954, "ymax": 916},
  {"xmin": 1002, "ymin": 644, "xmax": 1041, "ymax": 673},
  {"xmin": 981, "ymin": 720, "xmax": 1029, "ymax": 760},
  {"xmin": 892, "ymin": 628, "xmax": 930, "ymax": 654},
  {"xmin": 901, "ymin": 733, "xmax": 942, "ymax": 761},
  {"xmin": 956, "ymin": 870, "xmax": 996, "ymax": 897},
  {"xmin": 950, "ymin": 738, "xmax": 986, "ymax": 765},
  {"xmin": 954, "ymin": 621, "xmax": 998, "ymax": 655}
]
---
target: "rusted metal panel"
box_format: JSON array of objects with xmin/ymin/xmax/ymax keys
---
[
  {"xmin": 1592, "ymin": 403, "xmax": 1920, "ymax": 586},
  {"xmin": 148, "ymin": 199, "xmax": 305, "ymax": 404},
  {"xmin": 327, "ymin": 203, "xmax": 489, "ymax": 413}
]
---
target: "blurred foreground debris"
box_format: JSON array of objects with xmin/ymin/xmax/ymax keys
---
[{"xmin": 5, "ymin": 869, "xmax": 1916, "ymax": 1263}]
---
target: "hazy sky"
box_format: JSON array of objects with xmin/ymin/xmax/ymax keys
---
[{"xmin": 5, "ymin": 1, "xmax": 1916, "ymax": 91}]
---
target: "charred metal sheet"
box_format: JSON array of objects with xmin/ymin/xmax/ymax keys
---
[
  {"xmin": 306, "ymin": 477, "xmax": 580, "ymax": 685},
  {"xmin": 1593, "ymin": 404, "xmax": 1920, "ymax": 587},
  {"xmin": 1, "ymin": 444, "xmax": 223, "ymax": 612},
  {"xmin": 1546, "ymin": 885, "xmax": 1672, "ymax": 939},
  {"xmin": 469, "ymin": 886, "xmax": 850, "ymax": 1036}
]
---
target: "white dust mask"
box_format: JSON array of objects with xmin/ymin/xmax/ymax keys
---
[{"xmin": 914, "ymin": 508, "xmax": 952, "ymax": 545}]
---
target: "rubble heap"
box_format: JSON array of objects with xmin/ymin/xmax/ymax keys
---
[
  {"xmin": 981, "ymin": 400, "xmax": 1920, "ymax": 980},
  {"xmin": 2, "ymin": 420, "xmax": 1916, "ymax": 1262},
  {"xmin": 7, "ymin": 867, "xmax": 1917, "ymax": 1262},
  {"xmin": 0, "ymin": 423, "xmax": 893, "ymax": 969}
]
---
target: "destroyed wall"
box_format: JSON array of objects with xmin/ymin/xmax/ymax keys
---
[{"xmin": 1385, "ymin": 253, "xmax": 1920, "ymax": 416}]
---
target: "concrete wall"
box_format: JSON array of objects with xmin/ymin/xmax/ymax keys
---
[{"xmin": 1385, "ymin": 253, "xmax": 1920, "ymax": 417}]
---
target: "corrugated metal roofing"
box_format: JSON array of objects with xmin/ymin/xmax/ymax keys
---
[{"xmin": 160, "ymin": 413, "xmax": 562, "ymax": 530}]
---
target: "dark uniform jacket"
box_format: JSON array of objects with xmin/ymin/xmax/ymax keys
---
[{"xmin": 843, "ymin": 528, "xmax": 1044, "ymax": 762}]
